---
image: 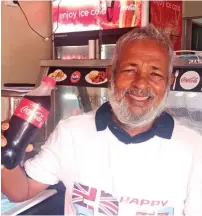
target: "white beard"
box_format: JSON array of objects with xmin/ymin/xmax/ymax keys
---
[{"xmin": 108, "ymin": 81, "xmax": 169, "ymax": 129}]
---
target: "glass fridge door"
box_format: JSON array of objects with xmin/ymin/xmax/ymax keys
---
[
  {"xmin": 47, "ymin": 86, "xmax": 108, "ymax": 133},
  {"xmin": 166, "ymin": 91, "xmax": 202, "ymax": 135}
]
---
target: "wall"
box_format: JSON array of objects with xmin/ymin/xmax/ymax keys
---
[
  {"xmin": 1, "ymin": 1, "xmax": 52, "ymax": 85},
  {"xmin": 183, "ymin": 1, "xmax": 202, "ymax": 18},
  {"xmin": 181, "ymin": 1, "xmax": 202, "ymax": 49}
]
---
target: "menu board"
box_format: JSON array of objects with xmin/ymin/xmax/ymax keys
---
[
  {"xmin": 52, "ymin": 0, "xmax": 142, "ymax": 33},
  {"xmin": 171, "ymin": 67, "xmax": 202, "ymax": 92},
  {"xmin": 150, "ymin": 1, "xmax": 182, "ymax": 50},
  {"xmin": 47, "ymin": 66, "xmax": 202, "ymax": 92},
  {"xmin": 47, "ymin": 67, "xmax": 108, "ymax": 88}
]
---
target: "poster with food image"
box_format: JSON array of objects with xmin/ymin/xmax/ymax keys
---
[
  {"xmin": 47, "ymin": 67, "xmax": 108, "ymax": 88},
  {"xmin": 150, "ymin": 1, "xmax": 182, "ymax": 50},
  {"xmin": 48, "ymin": 69, "xmax": 67, "ymax": 82},
  {"xmin": 52, "ymin": 0, "xmax": 142, "ymax": 33},
  {"xmin": 85, "ymin": 70, "xmax": 107, "ymax": 84}
]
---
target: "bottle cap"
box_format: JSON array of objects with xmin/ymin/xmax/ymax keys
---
[{"xmin": 42, "ymin": 76, "xmax": 56, "ymax": 87}]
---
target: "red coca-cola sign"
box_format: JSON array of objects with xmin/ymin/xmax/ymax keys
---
[
  {"xmin": 180, "ymin": 71, "xmax": 200, "ymax": 90},
  {"xmin": 14, "ymin": 98, "xmax": 49, "ymax": 128}
]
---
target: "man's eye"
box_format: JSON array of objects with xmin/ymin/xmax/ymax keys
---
[
  {"xmin": 151, "ymin": 72, "xmax": 162, "ymax": 77},
  {"xmin": 124, "ymin": 69, "xmax": 137, "ymax": 73}
]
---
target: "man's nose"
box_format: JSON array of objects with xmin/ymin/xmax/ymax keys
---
[{"xmin": 131, "ymin": 72, "xmax": 149, "ymax": 89}]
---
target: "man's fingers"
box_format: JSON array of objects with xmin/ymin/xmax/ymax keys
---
[
  {"xmin": 26, "ymin": 144, "xmax": 33, "ymax": 152},
  {"xmin": 1, "ymin": 135, "xmax": 7, "ymax": 147},
  {"xmin": 1, "ymin": 122, "xmax": 9, "ymax": 131}
]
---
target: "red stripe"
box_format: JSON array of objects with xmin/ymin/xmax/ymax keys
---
[
  {"xmin": 99, "ymin": 205, "xmax": 114, "ymax": 216},
  {"xmin": 100, "ymin": 201, "xmax": 118, "ymax": 212},
  {"xmin": 73, "ymin": 189, "xmax": 86, "ymax": 197}
]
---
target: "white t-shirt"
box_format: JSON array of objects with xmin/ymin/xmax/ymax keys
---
[{"xmin": 25, "ymin": 112, "xmax": 202, "ymax": 216}]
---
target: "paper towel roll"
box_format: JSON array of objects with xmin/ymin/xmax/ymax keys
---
[
  {"xmin": 95, "ymin": 39, "xmax": 100, "ymax": 59},
  {"xmin": 88, "ymin": 40, "xmax": 95, "ymax": 59}
]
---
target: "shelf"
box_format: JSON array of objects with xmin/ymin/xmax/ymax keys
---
[{"xmin": 54, "ymin": 27, "xmax": 135, "ymax": 47}]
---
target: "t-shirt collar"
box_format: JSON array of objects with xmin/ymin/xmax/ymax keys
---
[{"xmin": 95, "ymin": 102, "xmax": 174, "ymax": 144}]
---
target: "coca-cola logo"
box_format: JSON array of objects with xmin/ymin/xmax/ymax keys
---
[
  {"xmin": 71, "ymin": 71, "xmax": 81, "ymax": 83},
  {"xmin": 14, "ymin": 98, "xmax": 49, "ymax": 129},
  {"xmin": 180, "ymin": 71, "xmax": 200, "ymax": 90},
  {"xmin": 21, "ymin": 106, "xmax": 44, "ymax": 122},
  {"xmin": 181, "ymin": 77, "xmax": 198, "ymax": 83}
]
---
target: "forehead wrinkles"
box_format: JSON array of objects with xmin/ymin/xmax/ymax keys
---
[
  {"xmin": 123, "ymin": 41, "xmax": 169, "ymax": 57},
  {"xmin": 114, "ymin": 41, "xmax": 170, "ymax": 74}
]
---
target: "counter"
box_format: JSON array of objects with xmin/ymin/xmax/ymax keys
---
[{"xmin": 2, "ymin": 182, "xmax": 66, "ymax": 215}]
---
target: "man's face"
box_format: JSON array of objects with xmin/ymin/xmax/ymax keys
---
[{"xmin": 108, "ymin": 39, "xmax": 172, "ymax": 128}]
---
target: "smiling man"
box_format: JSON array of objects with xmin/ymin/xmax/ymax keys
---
[
  {"xmin": 2, "ymin": 25, "xmax": 202, "ymax": 216},
  {"xmin": 108, "ymin": 31, "xmax": 173, "ymax": 134}
]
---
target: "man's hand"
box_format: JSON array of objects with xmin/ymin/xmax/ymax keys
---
[{"xmin": 1, "ymin": 121, "xmax": 33, "ymax": 169}]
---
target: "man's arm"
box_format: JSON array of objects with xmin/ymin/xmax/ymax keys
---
[
  {"xmin": 2, "ymin": 166, "xmax": 49, "ymax": 202},
  {"xmin": 1, "ymin": 122, "xmax": 63, "ymax": 202}
]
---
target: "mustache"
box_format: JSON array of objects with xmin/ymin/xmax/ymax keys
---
[{"xmin": 121, "ymin": 88, "xmax": 156, "ymax": 99}]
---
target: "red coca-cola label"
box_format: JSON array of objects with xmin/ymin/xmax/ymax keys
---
[
  {"xmin": 14, "ymin": 98, "xmax": 49, "ymax": 128},
  {"xmin": 181, "ymin": 77, "xmax": 198, "ymax": 83}
]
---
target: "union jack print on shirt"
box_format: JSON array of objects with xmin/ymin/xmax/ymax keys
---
[
  {"xmin": 98, "ymin": 190, "xmax": 119, "ymax": 215},
  {"xmin": 72, "ymin": 182, "xmax": 97, "ymax": 211},
  {"xmin": 72, "ymin": 182, "xmax": 119, "ymax": 215}
]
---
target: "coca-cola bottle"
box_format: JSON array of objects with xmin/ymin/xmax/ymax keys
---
[{"xmin": 1, "ymin": 76, "xmax": 56, "ymax": 170}]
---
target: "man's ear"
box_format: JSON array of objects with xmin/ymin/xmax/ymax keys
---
[{"xmin": 106, "ymin": 65, "xmax": 112, "ymax": 81}]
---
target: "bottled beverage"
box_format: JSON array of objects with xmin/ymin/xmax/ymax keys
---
[{"xmin": 1, "ymin": 76, "xmax": 56, "ymax": 170}]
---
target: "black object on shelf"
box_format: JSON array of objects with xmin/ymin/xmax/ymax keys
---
[{"xmin": 4, "ymin": 83, "xmax": 35, "ymax": 87}]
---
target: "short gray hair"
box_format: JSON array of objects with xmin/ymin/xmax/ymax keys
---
[{"xmin": 111, "ymin": 24, "xmax": 174, "ymax": 78}]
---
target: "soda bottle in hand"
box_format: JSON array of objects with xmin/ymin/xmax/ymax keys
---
[
  {"xmin": 1, "ymin": 76, "xmax": 56, "ymax": 170},
  {"xmin": 1, "ymin": 121, "xmax": 33, "ymax": 170}
]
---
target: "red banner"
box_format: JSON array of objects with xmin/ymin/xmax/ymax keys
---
[
  {"xmin": 150, "ymin": 1, "xmax": 182, "ymax": 50},
  {"xmin": 52, "ymin": 0, "xmax": 142, "ymax": 33}
]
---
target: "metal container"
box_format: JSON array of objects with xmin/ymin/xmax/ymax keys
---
[{"xmin": 101, "ymin": 44, "xmax": 116, "ymax": 59}]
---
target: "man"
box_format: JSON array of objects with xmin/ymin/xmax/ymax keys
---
[{"xmin": 2, "ymin": 25, "xmax": 202, "ymax": 216}]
